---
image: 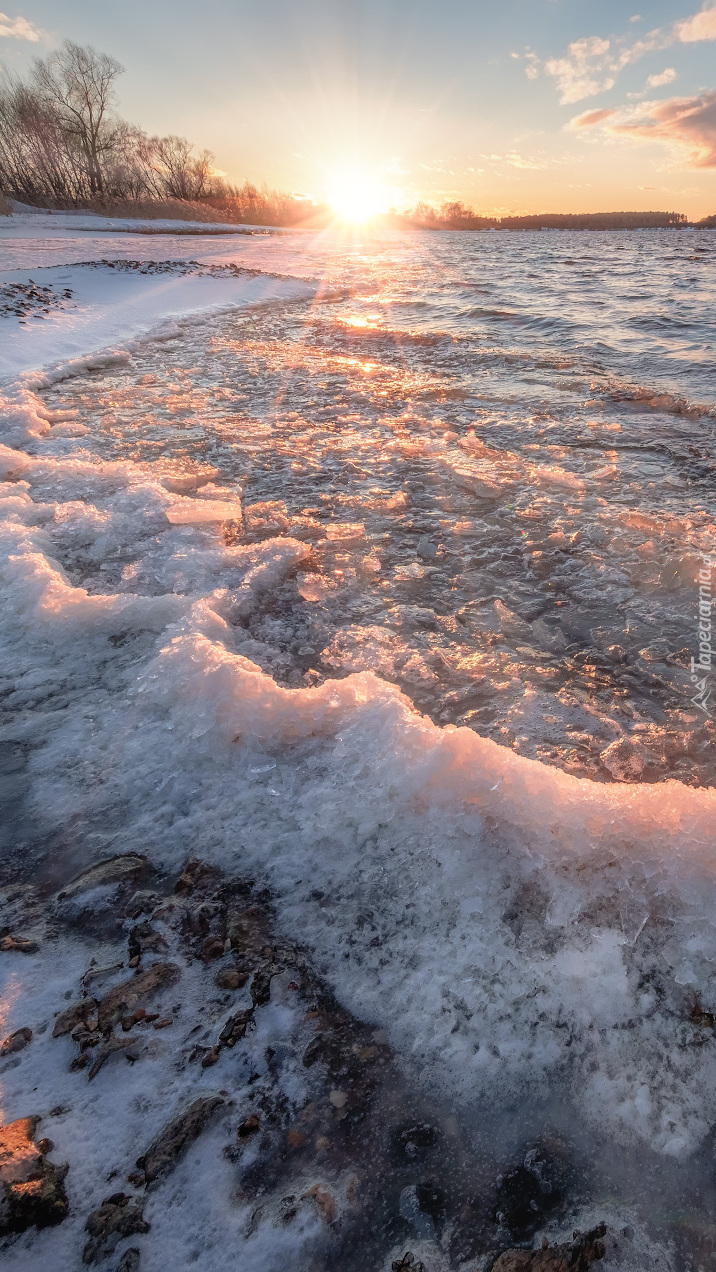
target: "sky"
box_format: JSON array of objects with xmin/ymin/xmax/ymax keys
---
[{"xmin": 1, "ymin": 1, "xmax": 716, "ymax": 217}]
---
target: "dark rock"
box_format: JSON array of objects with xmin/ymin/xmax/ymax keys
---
[
  {"xmin": 88, "ymin": 1035, "xmax": 140, "ymax": 1080},
  {"xmin": 495, "ymin": 1140, "xmax": 576, "ymax": 1243},
  {"xmin": 128, "ymin": 922, "xmax": 167, "ymax": 960},
  {"xmin": 415, "ymin": 1177, "xmax": 446, "ymax": 1221},
  {"xmin": 491, "ymin": 1222, "xmax": 607, "ymax": 1272},
  {"xmin": 137, "ymin": 1096, "xmax": 224, "ymax": 1183},
  {"xmin": 218, "ymin": 1008, "xmax": 254, "ymax": 1048},
  {"xmin": 83, "ymin": 1193, "xmax": 149, "ymax": 1264},
  {"xmin": 201, "ymin": 936, "xmax": 225, "ymax": 960},
  {"xmin": 0, "ymin": 1115, "xmax": 69, "ymax": 1235},
  {"xmin": 53, "ymin": 998, "xmax": 97, "ymax": 1038},
  {"xmin": 391, "ymin": 1122, "xmax": 440, "ymax": 1163},
  {"xmin": 303, "ymin": 1032, "xmax": 341, "ymax": 1069},
  {"xmin": 116, "ymin": 1250, "xmax": 141, "ymax": 1272},
  {"xmin": 125, "ymin": 892, "xmax": 158, "ymax": 920},
  {"xmin": 97, "ymin": 963, "xmax": 181, "ymax": 1032},
  {"xmin": 238, "ymin": 1114, "xmax": 260, "ymax": 1138},
  {"xmin": 250, "ymin": 968, "xmax": 273, "ymax": 1006},
  {"xmin": 392, "ymin": 1254, "xmax": 426, "ymax": 1272},
  {"xmin": 0, "ymin": 1027, "xmax": 32, "ymax": 1056},
  {"xmin": 57, "ymin": 855, "xmax": 147, "ymax": 902}
]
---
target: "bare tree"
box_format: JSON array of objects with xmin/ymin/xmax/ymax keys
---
[
  {"xmin": 149, "ymin": 135, "xmax": 216, "ymax": 200},
  {"xmin": 31, "ymin": 41, "xmax": 123, "ymax": 196}
]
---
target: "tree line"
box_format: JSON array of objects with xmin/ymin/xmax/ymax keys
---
[
  {"xmin": 0, "ymin": 41, "xmax": 706, "ymax": 229},
  {"xmin": 390, "ymin": 203, "xmax": 689, "ymax": 231},
  {"xmin": 0, "ymin": 39, "xmax": 315, "ymax": 224}
]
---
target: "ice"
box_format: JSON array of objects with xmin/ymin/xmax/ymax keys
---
[{"xmin": 1, "ymin": 219, "xmax": 716, "ymax": 1265}]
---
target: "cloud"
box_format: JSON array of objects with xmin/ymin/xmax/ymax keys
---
[
  {"xmin": 646, "ymin": 67, "xmax": 678, "ymax": 88},
  {"xmin": 544, "ymin": 36, "xmax": 614, "ymax": 105},
  {"xmin": 676, "ymin": 3, "xmax": 716, "ymax": 42},
  {"xmin": 534, "ymin": 3, "xmax": 716, "ymax": 104},
  {"xmin": 0, "ymin": 12, "xmax": 42, "ymax": 41},
  {"xmin": 571, "ymin": 91, "xmax": 716, "ymax": 167},
  {"xmin": 569, "ymin": 107, "xmax": 617, "ymax": 129}
]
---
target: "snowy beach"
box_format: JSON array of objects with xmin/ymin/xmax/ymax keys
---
[{"xmin": 1, "ymin": 212, "xmax": 716, "ymax": 1271}]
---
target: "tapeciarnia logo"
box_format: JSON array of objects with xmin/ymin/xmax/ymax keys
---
[{"xmin": 690, "ymin": 552, "xmax": 714, "ymax": 716}]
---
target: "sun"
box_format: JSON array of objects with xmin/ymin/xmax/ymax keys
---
[{"xmin": 326, "ymin": 167, "xmax": 388, "ymax": 224}]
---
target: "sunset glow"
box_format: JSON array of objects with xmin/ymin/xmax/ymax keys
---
[{"xmin": 326, "ymin": 169, "xmax": 389, "ymax": 223}]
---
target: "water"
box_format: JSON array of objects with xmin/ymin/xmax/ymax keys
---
[
  {"xmin": 3, "ymin": 226, "xmax": 716, "ymax": 1270},
  {"xmin": 41, "ymin": 228, "xmax": 716, "ymax": 786}
]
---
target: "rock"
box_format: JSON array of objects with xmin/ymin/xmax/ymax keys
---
[
  {"xmin": 201, "ymin": 936, "xmax": 224, "ymax": 961},
  {"xmin": 392, "ymin": 1254, "xmax": 425, "ymax": 1272},
  {"xmin": 391, "ymin": 1122, "xmax": 440, "ymax": 1164},
  {"xmin": 302, "ymin": 1032, "xmax": 342, "ymax": 1069},
  {"xmin": 302, "ymin": 1183, "xmax": 337, "ymax": 1225},
  {"xmin": 0, "ymin": 1026, "xmax": 32, "ymax": 1056},
  {"xmin": 88, "ymin": 1035, "xmax": 140, "ymax": 1080},
  {"xmin": 116, "ymin": 1250, "xmax": 141, "ymax": 1272},
  {"xmin": 57, "ymin": 855, "xmax": 147, "ymax": 902},
  {"xmin": 0, "ymin": 934, "xmax": 38, "ymax": 954},
  {"xmin": 238, "ymin": 1114, "xmax": 260, "ymax": 1138},
  {"xmin": 97, "ymin": 963, "xmax": 181, "ymax": 1032},
  {"xmin": 83, "ymin": 1193, "xmax": 149, "ymax": 1263},
  {"xmin": 495, "ymin": 1152, "xmax": 568, "ymax": 1240},
  {"xmin": 128, "ymin": 922, "xmax": 167, "ymax": 959},
  {"xmin": 125, "ymin": 891, "xmax": 158, "ymax": 919},
  {"xmin": 83, "ymin": 962, "xmax": 124, "ymax": 991},
  {"xmin": 415, "ymin": 1177, "xmax": 446, "ymax": 1221},
  {"xmin": 491, "ymin": 1223, "xmax": 607, "ymax": 1272},
  {"xmin": 250, "ymin": 968, "xmax": 273, "ymax": 1006},
  {"xmin": 218, "ymin": 1008, "xmax": 254, "ymax": 1048},
  {"xmin": 0, "ymin": 1115, "xmax": 69, "ymax": 1235},
  {"xmin": 214, "ymin": 967, "xmax": 247, "ymax": 991},
  {"xmin": 137, "ymin": 1096, "xmax": 224, "ymax": 1183},
  {"xmin": 53, "ymin": 999, "xmax": 97, "ymax": 1038},
  {"xmin": 173, "ymin": 859, "xmax": 204, "ymax": 895}
]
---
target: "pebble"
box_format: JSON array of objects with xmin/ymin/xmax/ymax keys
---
[{"xmin": 0, "ymin": 1026, "xmax": 32, "ymax": 1056}]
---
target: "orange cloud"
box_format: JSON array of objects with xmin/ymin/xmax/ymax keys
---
[
  {"xmin": 569, "ymin": 108, "xmax": 617, "ymax": 129},
  {"xmin": 572, "ymin": 91, "xmax": 716, "ymax": 167}
]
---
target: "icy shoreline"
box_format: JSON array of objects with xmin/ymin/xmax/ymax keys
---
[{"xmin": 1, "ymin": 216, "xmax": 716, "ymax": 1270}]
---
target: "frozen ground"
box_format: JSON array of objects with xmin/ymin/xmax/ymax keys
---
[
  {"xmin": 0, "ymin": 212, "xmax": 715, "ymax": 1271},
  {"xmin": 0, "ymin": 214, "xmax": 312, "ymax": 380}
]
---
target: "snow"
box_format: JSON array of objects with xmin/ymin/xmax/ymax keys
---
[
  {"xmin": 0, "ymin": 210, "xmax": 714, "ymax": 1267},
  {"xmin": 0, "ymin": 263, "xmax": 314, "ymax": 383}
]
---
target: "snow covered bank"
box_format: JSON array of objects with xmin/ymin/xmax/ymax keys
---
[{"xmin": 0, "ymin": 259, "xmax": 314, "ymax": 381}]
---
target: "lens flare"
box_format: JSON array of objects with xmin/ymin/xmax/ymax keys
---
[{"xmin": 326, "ymin": 168, "xmax": 388, "ymax": 223}]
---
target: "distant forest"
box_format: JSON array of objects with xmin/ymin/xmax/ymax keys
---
[
  {"xmin": 389, "ymin": 206, "xmax": 689, "ymax": 231},
  {"xmin": 0, "ymin": 41, "xmax": 710, "ymax": 230}
]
